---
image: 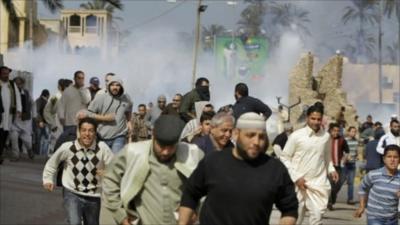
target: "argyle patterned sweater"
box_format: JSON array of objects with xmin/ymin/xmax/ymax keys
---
[{"xmin": 43, "ymin": 140, "xmax": 114, "ymax": 197}]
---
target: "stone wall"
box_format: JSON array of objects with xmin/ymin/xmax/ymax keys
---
[{"xmin": 289, "ymin": 53, "xmax": 357, "ymax": 130}]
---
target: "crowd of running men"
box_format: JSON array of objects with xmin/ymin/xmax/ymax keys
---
[{"xmin": 0, "ymin": 66, "xmax": 398, "ymax": 225}]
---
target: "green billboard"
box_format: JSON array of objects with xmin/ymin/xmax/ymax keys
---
[{"xmin": 215, "ymin": 36, "xmax": 268, "ymax": 80}]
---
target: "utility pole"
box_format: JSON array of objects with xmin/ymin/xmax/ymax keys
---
[
  {"xmin": 29, "ymin": 0, "xmax": 35, "ymax": 49},
  {"xmin": 378, "ymin": 0, "xmax": 383, "ymax": 104},
  {"xmin": 191, "ymin": 0, "xmax": 206, "ymax": 88}
]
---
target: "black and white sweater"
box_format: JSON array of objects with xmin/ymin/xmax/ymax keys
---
[{"xmin": 43, "ymin": 140, "xmax": 114, "ymax": 197}]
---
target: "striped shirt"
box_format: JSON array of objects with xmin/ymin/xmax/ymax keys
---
[
  {"xmin": 345, "ymin": 137, "xmax": 358, "ymax": 163},
  {"xmin": 359, "ymin": 167, "xmax": 400, "ymax": 219}
]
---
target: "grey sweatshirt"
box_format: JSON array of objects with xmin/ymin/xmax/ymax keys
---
[{"xmin": 88, "ymin": 77, "xmax": 132, "ymax": 139}]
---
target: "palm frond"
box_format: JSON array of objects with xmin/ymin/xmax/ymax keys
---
[{"xmin": 42, "ymin": 0, "xmax": 64, "ymax": 13}]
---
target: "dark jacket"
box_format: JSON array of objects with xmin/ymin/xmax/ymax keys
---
[
  {"xmin": 233, "ymin": 96, "xmax": 272, "ymax": 120},
  {"xmin": 162, "ymin": 103, "xmax": 179, "ymax": 116},
  {"xmin": 192, "ymin": 134, "xmax": 234, "ymax": 155},
  {"xmin": 180, "ymin": 89, "xmax": 202, "ymax": 122},
  {"xmin": 20, "ymin": 89, "xmax": 32, "ymax": 121},
  {"xmin": 365, "ymin": 140, "xmax": 383, "ymax": 171},
  {"xmin": 35, "ymin": 96, "xmax": 48, "ymax": 124}
]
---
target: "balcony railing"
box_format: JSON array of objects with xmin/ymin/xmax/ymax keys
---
[
  {"xmin": 86, "ymin": 26, "xmax": 97, "ymax": 33},
  {"xmin": 69, "ymin": 26, "xmax": 81, "ymax": 33}
]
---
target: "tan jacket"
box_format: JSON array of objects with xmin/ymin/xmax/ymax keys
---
[{"xmin": 100, "ymin": 140, "xmax": 204, "ymax": 225}]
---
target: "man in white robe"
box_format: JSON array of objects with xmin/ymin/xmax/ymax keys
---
[
  {"xmin": 0, "ymin": 66, "xmax": 22, "ymax": 164},
  {"xmin": 280, "ymin": 103, "xmax": 338, "ymax": 225}
]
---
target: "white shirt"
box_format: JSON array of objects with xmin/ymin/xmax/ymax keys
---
[
  {"xmin": 281, "ymin": 125, "xmax": 335, "ymax": 186},
  {"xmin": 0, "ymin": 80, "xmax": 22, "ymax": 130}
]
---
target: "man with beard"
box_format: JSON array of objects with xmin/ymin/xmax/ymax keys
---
[
  {"xmin": 57, "ymin": 71, "xmax": 91, "ymax": 148},
  {"xmin": 9, "ymin": 77, "xmax": 34, "ymax": 160},
  {"xmin": 280, "ymin": 102, "xmax": 338, "ymax": 225},
  {"xmin": 232, "ymin": 82, "xmax": 272, "ymax": 120},
  {"xmin": 192, "ymin": 111, "xmax": 234, "ymax": 155},
  {"xmin": 376, "ymin": 119, "xmax": 400, "ymax": 155},
  {"xmin": 163, "ymin": 93, "xmax": 182, "ymax": 116},
  {"xmin": 179, "ymin": 112, "xmax": 298, "ymax": 225},
  {"xmin": 180, "ymin": 77, "xmax": 210, "ymax": 122},
  {"xmin": 0, "ymin": 66, "xmax": 22, "ymax": 164},
  {"xmin": 80, "ymin": 77, "xmax": 132, "ymax": 153},
  {"xmin": 100, "ymin": 115, "xmax": 204, "ymax": 225},
  {"xmin": 130, "ymin": 104, "xmax": 151, "ymax": 142},
  {"xmin": 43, "ymin": 117, "xmax": 114, "ymax": 225},
  {"xmin": 149, "ymin": 95, "xmax": 167, "ymax": 126}
]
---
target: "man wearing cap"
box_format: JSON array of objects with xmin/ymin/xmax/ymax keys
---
[
  {"xmin": 100, "ymin": 115, "xmax": 204, "ymax": 225},
  {"xmin": 376, "ymin": 119, "xmax": 400, "ymax": 155},
  {"xmin": 80, "ymin": 76, "xmax": 132, "ymax": 153},
  {"xmin": 179, "ymin": 112, "xmax": 298, "ymax": 225},
  {"xmin": 0, "ymin": 66, "xmax": 22, "ymax": 164},
  {"xmin": 89, "ymin": 77, "xmax": 101, "ymax": 100}
]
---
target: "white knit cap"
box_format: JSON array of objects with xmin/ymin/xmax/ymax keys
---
[{"xmin": 236, "ymin": 112, "xmax": 266, "ymax": 130}]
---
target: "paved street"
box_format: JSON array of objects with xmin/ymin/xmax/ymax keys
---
[{"xmin": 1, "ymin": 156, "xmax": 367, "ymax": 225}]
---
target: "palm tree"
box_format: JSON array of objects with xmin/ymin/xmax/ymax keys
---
[
  {"xmin": 341, "ymin": 0, "xmax": 378, "ymax": 63},
  {"xmin": 267, "ymin": 2, "xmax": 311, "ymax": 44},
  {"xmin": 80, "ymin": 0, "xmax": 122, "ymax": 18},
  {"xmin": 2, "ymin": 0, "xmax": 122, "ymax": 24},
  {"xmin": 201, "ymin": 24, "xmax": 226, "ymax": 51},
  {"xmin": 237, "ymin": 1, "xmax": 266, "ymax": 37},
  {"xmin": 384, "ymin": 0, "xmax": 400, "ymax": 66},
  {"xmin": 386, "ymin": 42, "xmax": 399, "ymax": 64}
]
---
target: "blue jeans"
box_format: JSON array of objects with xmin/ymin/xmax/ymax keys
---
[
  {"xmin": 39, "ymin": 126, "xmax": 50, "ymax": 155},
  {"xmin": 63, "ymin": 188, "xmax": 100, "ymax": 225},
  {"xmin": 344, "ymin": 162, "xmax": 356, "ymax": 201},
  {"xmin": 104, "ymin": 135, "xmax": 126, "ymax": 153},
  {"xmin": 367, "ymin": 216, "xmax": 398, "ymax": 225}
]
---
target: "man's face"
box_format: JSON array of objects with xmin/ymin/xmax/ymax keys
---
[
  {"xmin": 203, "ymin": 105, "xmax": 214, "ymax": 113},
  {"xmin": 0, "ymin": 68, "xmax": 10, "ymax": 82},
  {"xmin": 235, "ymin": 128, "xmax": 268, "ymax": 160},
  {"xmin": 367, "ymin": 116, "xmax": 372, "ymax": 123},
  {"xmin": 90, "ymin": 83, "xmax": 99, "ymax": 90},
  {"xmin": 153, "ymin": 140, "xmax": 177, "ymax": 162},
  {"xmin": 78, "ymin": 122, "xmax": 96, "ymax": 148},
  {"xmin": 138, "ymin": 106, "xmax": 146, "ymax": 117},
  {"xmin": 348, "ymin": 127, "xmax": 357, "ymax": 138},
  {"xmin": 383, "ymin": 150, "xmax": 400, "ymax": 171},
  {"xmin": 390, "ymin": 122, "xmax": 400, "ymax": 136},
  {"xmin": 210, "ymin": 119, "xmax": 234, "ymax": 148},
  {"xmin": 307, "ymin": 112, "xmax": 322, "ymax": 132},
  {"xmin": 200, "ymin": 119, "xmax": 212, "ymax": 135},
  {"xmin": 109, "ymin": 82, "xmax": 121, "ymax": 96},
  {"xmin": 74, "ymin": 72, "xmax": 85, "ymax": 88},
  {"xmin": 172, "ymin": 95, "xmax": 182, "ymax": 109},
  {"xmin": 15, "ymin": 79, "xmax": 24, "ymax": 89},
  {"xmin": 329, "ymin": 127, "xmax": 340, "ymax": 138},
  {"xmin": 105, "ymin": 75, "xmax": 113, "ymax": 86},
  {"xmin": 158, "ymin": 99, "xmax": 166, "ymax": 109},
  {"xmin": 200, "ymin": 81, "xmax": 209, "ymax": 87}
]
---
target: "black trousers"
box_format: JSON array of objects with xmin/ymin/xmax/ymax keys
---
[
  {"xmin": 328, "ymin": 166, "xmax": 346, "ymax": 205},
  {"xmin": 0, "ymin": 129, "xmax": 9, "ymax": 159}
]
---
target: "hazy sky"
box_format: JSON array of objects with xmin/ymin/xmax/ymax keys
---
[{"xmin": 38, "ymin": 0, "xmax": 397, "ymax": 51}]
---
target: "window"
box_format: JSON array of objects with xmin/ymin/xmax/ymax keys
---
[
  {"xmin": 70, "ymin": 14, "xmax": 81, "ymax": 26},
  {"xmin": 86, "ymin": 15, "xmax": 97, "ymax": 27},
  {"xmin": 86, "ymin": 15, "xmax": 97, "ymax": 33}
]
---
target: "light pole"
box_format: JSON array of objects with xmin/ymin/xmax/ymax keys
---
[
  {"xmin": 191, "ymin": 0, "xmax": 207, "ymax": 88},
  {"xmin": 227, "ymin": 1, "xmax": 237, "ymax": 45}
]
